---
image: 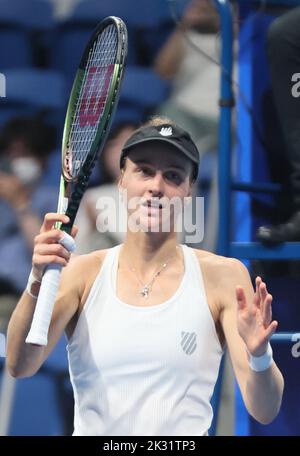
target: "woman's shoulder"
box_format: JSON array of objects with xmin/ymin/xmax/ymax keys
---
[
  {"xmin": 70, "ymin": 247, "xmax": 114, "ymax": 270},
  {"xmin": 189, "ymin": 246, "xmax": 223, "ymax": 263},
  {"xmin": 189, "ymin": 246, "xmax": 244, "ymax": 277},
  {"xmin": 62, "ymin": 247, "xmax": 116, "ymax": 297}
]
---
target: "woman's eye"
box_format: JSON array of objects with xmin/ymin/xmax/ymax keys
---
[
  {"xmin": 166, "ymin": 171, "xmax": 182, "ymax": 183},
  {"xmin": 138, "ymin": 167, "xmax": 152, "ymax": 175}
]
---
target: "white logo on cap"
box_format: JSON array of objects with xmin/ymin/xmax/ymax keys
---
[{"xmin": 159, "ymin": 127, "xmax": 172, "ymax": 137}]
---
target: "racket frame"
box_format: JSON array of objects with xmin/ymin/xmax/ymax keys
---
[{"xmin": 57, "ymin": 16, "xmax": 128, "ymax": 233}]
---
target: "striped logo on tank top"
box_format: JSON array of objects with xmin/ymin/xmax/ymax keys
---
[{"xmin": 181, "ymin": 331, "xmax": 197, "ymax": 355}]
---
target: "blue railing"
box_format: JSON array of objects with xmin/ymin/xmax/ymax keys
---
[{"xmin": 213, "ymin": 0, "xmax": 300, "ymax": 436}]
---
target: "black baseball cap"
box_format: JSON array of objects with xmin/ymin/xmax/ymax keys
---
[{"xmin": 120, "ymin": 123, "xmax": 200, "ymax": 181}]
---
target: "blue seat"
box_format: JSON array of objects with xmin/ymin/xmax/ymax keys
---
[
  {"xmin": 96, "ymin": 0, "xmax": 188, "ymax": 65},
  {"xmin": 119, "ymin": 0, "xmax": 178, "ymax": 65},
  {"xmin": 52, "ymin": 26, "xmax": 97, "ymax": 85},
  {"xmin": 0, "ymin": 0, "xmax": 53, "ymax": 29},
  {"xmin": 52, "ymin": 0, "xmax": 136, "ymax": 81},
  {"xmin": 3, "ymin": 69, "xmax": 66, "ymax": 108},
  {"xmin": 0, "ymin": 19, "xmax": 32, "ymax": 68},
  {"xmin": 51, "ymin": 0, "xmax": 186, "ymax": 79},
  {"xmin": 69, "ymin": 0, "xmax": 186, "ymax": 28},
  {"xmin": 0, "ymin": 69, "xmax": 66, "ymax": 134},
  {"xmin": 113, "ymin": 104, "xmax": 144, "ymax": 126},
  {"xmin": 66, "ymin": 0, "xmax": 129, "ymax": 23},
  {"xmin": 119, "ymin": 66, "xmax": 170, "ymax": 115},
  {"xmin": 71, "ymin": 0, "xmax": 180, "ymax": 65},
  {"xmin": 0, "ymin": 0, "xmax": 54, "ymax": 68}
]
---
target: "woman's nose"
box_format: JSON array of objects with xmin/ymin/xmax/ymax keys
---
[{"xmin": 148, "ymin": 172, "xmax": 165, "ymax": 196}]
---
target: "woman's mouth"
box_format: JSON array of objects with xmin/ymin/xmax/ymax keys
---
[{"xmin": 142, "ymin": 200, "xmax": 164, "ymax": 209}]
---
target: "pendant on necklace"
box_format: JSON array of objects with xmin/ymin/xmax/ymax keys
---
[{"xmin": 141, "ymin": 286, "xmax": 149, "ymax": 298}]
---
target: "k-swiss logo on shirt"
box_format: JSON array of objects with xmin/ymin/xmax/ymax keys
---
[{"xmin": 181, "ymin": 331, "xmax": 197, "ymax": 355}]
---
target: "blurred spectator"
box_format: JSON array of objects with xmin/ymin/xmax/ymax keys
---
[
  {"xmin": 0, "ymin": 117, "xmax": 57, "ymax": 331},
  {"xmin": 74, "ymin": 122, "xmax": 137, "ymax": 254},
  {"xmin": 154, "ymin": 0, "xmax": 221, "ymax": 155},
  {"xmin": 154, "ymin": 0, "xmax": 227, "ymax": 251},
  {"xmin": 48, "ymin": 0, "xmax": 80, "ymax": 18},
  {"xmin": 257, "ymin": 7, "xmax": 300, "ymax": 243}
]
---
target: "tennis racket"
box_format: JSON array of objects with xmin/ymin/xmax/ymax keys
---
[{"xmin": 26, "ymin": 16, "xmax": 127, "ymax": 346}]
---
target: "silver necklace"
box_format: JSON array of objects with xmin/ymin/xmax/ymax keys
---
[{"xmin": 129, "ymin": 246, "xmax": 179, "ymax": 298}]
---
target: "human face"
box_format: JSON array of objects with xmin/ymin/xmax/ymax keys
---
[
  {"xmin": 2, "ymin": 139, "xmax": 43, "ymax": 185},
  {"xmin": 118, "ymin": 142, "xmax": 193, "ymax": 233}
]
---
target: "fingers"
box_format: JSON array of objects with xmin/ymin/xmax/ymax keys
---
[
  {"xmin": 35, "ymin": 243, "xmax": 71, "ymax": 262},
  {"xmin": 40, "ymin": 213, "xmax": 78, "ymax": 238},
  {"xmin": 254, "ymin": 276, "xmax": 262, "ymax": 308},
  {"xmin": 40, "ymin": 213, "xmax": 70, "ymax": 233},
  {"xmin": 263, "ymin": 292, "xmax": 273, "ymax": 326},
  {"xmin": 35, "ymin": 229, "xmax": 64, "ymax": 246},
  {"xmin": 33, "ymin": 213, "xmax": 78, "ymax": 275},
  {"xmin": 255, "ymin": 276, "xmax": 262, "ymax": 288},
  {"xmin": 71, "ymin": 224, "xmax": 78, "ymax": 238},
  {"xmin": 236, "ymin": 285, "xmax": 247, "ymax": 311},
  {"xmin": 257, "ymin": 279, "xmax": 273, "ymax": 326},
  {"xmin": 33, "ymin": 239, "xmax": 71, "ymax": 269},
  {"xmin": 33, "ymin": 254, "xmax": 70, "ymax": 269},
  {"xmin": 265, "ymin": 320, "xmax": 278, "ymax": 340},
  {"xmin": 259, "ymin": 280, "xmax": 268, "ymax": 303}
]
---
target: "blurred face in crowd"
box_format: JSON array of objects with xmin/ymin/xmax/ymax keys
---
[
  {"xmin": 0, "ymin": 139, "xmax": 44, "ymax": 185},
  {"xmin": 183, "ymin": 0, "xmax": 220, "ymax": 33},
  {"xmin": 6, "ymin": 139, "xmax": 33, "ymax": 159},
  {"xmin": 102, "ymin": 125, "xmax": 136, "ymax": 182},
  {"xmin": 0, "ymin": 117, "xmax": 54, "ymax": 187}
]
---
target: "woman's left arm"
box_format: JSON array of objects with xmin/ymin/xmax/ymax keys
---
[{"xmin": 220, "ymin": 259, "xmax": 284, "ymax": 424}]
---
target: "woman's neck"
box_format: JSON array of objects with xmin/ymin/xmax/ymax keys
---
[{"xmin": 119, "ymin": 232, "xmax": 181, "ymax": 276}]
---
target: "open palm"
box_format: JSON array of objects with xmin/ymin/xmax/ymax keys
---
[{"xmin": 236, "ymin": 277, "xmax": 278, "ymax": 356}]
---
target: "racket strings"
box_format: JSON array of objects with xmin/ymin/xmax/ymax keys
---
[{"xmin": 67, "ymin": 24, "xmax": 118, "ymax": 179}]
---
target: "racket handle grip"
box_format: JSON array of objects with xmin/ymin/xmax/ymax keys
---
[{"xmin": 25, "ymin": 264, "xmax": 62, "ymax": 346}]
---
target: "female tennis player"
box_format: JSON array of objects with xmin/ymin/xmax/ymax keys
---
[{"xmin": 6, "ymin": 117, "xmax": 284, "ymax": 436}]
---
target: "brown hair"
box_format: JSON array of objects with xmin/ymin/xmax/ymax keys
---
[
  {"xmin": 138, "ymin": 115, "xmax": 177, "ymax": 129},
  {"xmin": 0, "ymin": 116, "xmax": 55, "ymax": 159}
]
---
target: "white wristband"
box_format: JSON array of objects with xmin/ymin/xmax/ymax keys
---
[
  {"xmin": 248, "ymin": 343, "xmax": 273, "ymax": 372},
  {"xmin": 26, "ymin": 269, "xmax": 42, "ymax": 299}
]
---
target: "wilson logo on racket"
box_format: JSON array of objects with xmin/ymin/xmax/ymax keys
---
[
  {"xmin": 181, "ymin": 331, "xmax": 197, "ymax": 355},
  {"xmin": 79, "ymin": 65, "xmax": 114, "ymax": 127}
]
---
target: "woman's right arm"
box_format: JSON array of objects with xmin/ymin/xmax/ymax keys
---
[{"xmin": 6, "ymin": 213, "xmax": 80, "ymax": 378}]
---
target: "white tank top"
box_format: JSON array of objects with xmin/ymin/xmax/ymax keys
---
[{"xmin": 67, "ymin": 244, "xmax": 223, "ymax": 436}]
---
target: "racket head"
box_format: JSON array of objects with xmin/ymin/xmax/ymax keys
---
[{"xmin": 58, "ymin": 16, "xmax": 127, "ymax": 230}]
